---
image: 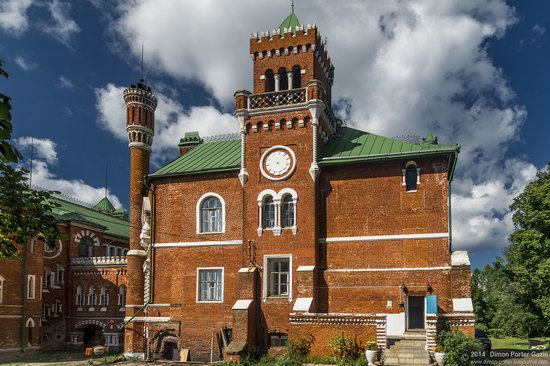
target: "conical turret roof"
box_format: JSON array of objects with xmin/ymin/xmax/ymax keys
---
[
  {"xmin": 94, "ymin": 196, "xmax": 115, "ymax": 213},
  {"xmin": 279, "ymin": 9, "xmax": 300, "ymax": 35}
]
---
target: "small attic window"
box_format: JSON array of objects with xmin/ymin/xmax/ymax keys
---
[{"xmin": 403, "ymin": 161, "xmax": 420, "ymax": 192}]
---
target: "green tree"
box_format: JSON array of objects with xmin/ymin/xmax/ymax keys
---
[
  {"xmin": 0, "ymin": 162, "xmax": 63, "ymax": 258},
  {"xmin": 0, "ymin": 59, "xmax": 22, "ymax": 162},
  {"xmin": 505, "ymin": 162, "xmax": 550, "ymax": 335}
]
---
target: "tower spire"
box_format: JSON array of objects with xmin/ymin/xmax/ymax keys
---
[
  {"xmin": 291, "ymin": 0, "xmax": 294, "ymax": 13},
  {"xmin": 140, "ymin": 42, "xmax": 144, "ymax": 82}
]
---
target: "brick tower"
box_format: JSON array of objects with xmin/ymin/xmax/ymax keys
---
[{"xmin": 123, "ymin": 79, "xmax": 157, "ymax": 358}]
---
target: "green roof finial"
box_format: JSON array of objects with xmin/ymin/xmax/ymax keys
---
[
  {"xmin": 279, "ymin": 3, "xmax": 300, "ymax": 35},
  {"xmin": 291, "ymin": 0, "xmax": 294, "ymax": 13}
]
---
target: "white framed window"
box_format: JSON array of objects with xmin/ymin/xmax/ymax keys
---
[
  {"xmin": 42, "ymin": 267, "xmax": 50, "ymax": 289},
  {"xmin": 88, "ymin": 287, "xmax": 97, "ymax": 306},
  {"xmin": 100, "ymin": 287, "xmax": 109, "ymax": 306},
  {"xmin": 263, "ymin": 255, "xmax": 292, "ymax": 299},
  {"xmin": 75, "ymin": 286, "xmax": 85, "ymax": 306},
  {"xmin": 196, "ymin": 268, "xmax": 224, "ymax": 303},
  {"xmin": 117, "ymin": 285, "xmax": 126, "ymax": 306},
  {"xmin": 27, "ymin": 275, "xmax": 36, "ymax": 299},
  {"xmin": 402, "ymin": 161, "xmax": 420, "ymax": 192},
  {"xmin": 0, "ymin": 275, "xmax": 4, "ymax": 304},
  {"xmin": 196, "ymin": 193, "xmax": 225, "ymax": 234},
  {"xmin": 55, "ymin": 265, "xmax": 64, "ymax": 286},
  {"xmin": 257, "ymin": 189, "xmax": 298, "ymax": 236}
]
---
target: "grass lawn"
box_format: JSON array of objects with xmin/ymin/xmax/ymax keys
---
[{"xmin": 490, "ymin": 337, "xmax": 550, "ymax": 350}]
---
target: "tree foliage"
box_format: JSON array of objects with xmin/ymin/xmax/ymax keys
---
[
  {"xmin": 0, "ymin": 162, "xmax": 63, "ymax": 258},
  {"xmin": 0, "ymin": 59, "xmax": 22, "ymax": 162},
  {"xmin": 472, "ymin": 162, "xmax": 550, "ymax": 337}
]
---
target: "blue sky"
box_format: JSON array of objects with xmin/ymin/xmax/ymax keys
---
[{"xmin": 0, "ymin": 0, "xmax": 548, "ymax": 268}]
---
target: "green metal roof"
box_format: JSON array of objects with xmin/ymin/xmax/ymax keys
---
[
  {"xmin": 94, "ymin": 196, "xmax": 115, "ymax": 213},
  {"xmin": 150, "ymin": 127, "xmax": 459, "ymax": 180},
  {"xmin": 50, "ymin": 196, "xmax": 130, "ymax": 239},
  {"xmin": 320, "ymin": 127, "xmax": 460, "ymax": 179},
  {"xmin": 150, "ymin": 139, "xmax": 241, "ymax": 178},
  {"xmin": 279, "ymin": 10, "xmax": 300, "ymax": 34}
]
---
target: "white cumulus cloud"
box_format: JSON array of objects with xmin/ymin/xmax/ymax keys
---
[
  {"xmin": 104, "ymin": 0, "xmax": 537, "ymax": 252},
  {"xmin": 0, "ymin": 0, "xmax": 33, "ymax": 35},
  {"xmin": 15, "ymin": 136, "xmax": 123, "ymax": 208},
  {"xmin": 95, "ymin": 83, "xmax": 237, "ymax": 164}
]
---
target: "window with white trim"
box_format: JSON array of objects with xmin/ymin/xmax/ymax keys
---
[
  {"xmin": 267, "ymin": 258, "xmax": 290, "ymax": 297},
  {"xmin": 257, "ymin": 189, "xmax": 298, "ymax": 236},
  {"xmin": 79, "ymin": 237, "xmax": 93, "ymax": 257},
  {"xmin": 75, "ymin": 286, "xmax": 85, "ymax": 306},
  {"xmin": 200, "ymin": 196, "xmax": 223, "ymax": 233},
  {"xmin": 42, "ymin": 267, "xmax": 50, "ymax": 289},
  {"xmin": 403, "ymin": 161, "xmax": 420, "ymax": 192},
  {"xmin": 282, "ymin": 194, "xmax": 295, "ymax": 228},
  {"xmin": 118, "ymin": 285, "xmax": 126, "ymax": 306},
  {"xmin": 263, "ymin": 196, "xmax": 276, "ymax": 229},
  {"xmin": 197, "ymin": 268, "xmax": 223, "ymax": 302},
  {"xmin": 27, "ymin": 275, "xmax": 35, "ymax": 299},
  {"xmin": 100, "ymin": 287, "xmax": 109, "ymax": 306},
  {"xmin": 0, "ymin": 275, "xmax": 4, "ymax": 304},
  {"xmin": 88, "ymin": 287, "xmax": 97, "ymax": 306},
  {"xmin": 55, "ymin": 265, "xmax": 64, "ymax": 286}
]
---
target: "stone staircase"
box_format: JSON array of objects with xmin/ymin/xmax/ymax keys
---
[{"xmin": 384, "ymin": 331, "xmax": 434, "ymax": 366}]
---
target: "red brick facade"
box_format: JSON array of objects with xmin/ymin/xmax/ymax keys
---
[{"xmin": 122, "ymin": 19, "xmax": 474, "ymax": 362}]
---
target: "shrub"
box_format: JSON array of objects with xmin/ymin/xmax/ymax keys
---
[
  {"xmin": 289, "ymin": 333, "xmax": 315, "ymax": 356},
  {"xmin": 366, "ymin": 341, "xmax": 376, "ymax": 351},
  {"xmin": 329, "ymin": 333, "xmax": 365, "ymax": 363},
  {"xmin": 436, "ymin": 331, "xmax": 483, "ymax": 366}
]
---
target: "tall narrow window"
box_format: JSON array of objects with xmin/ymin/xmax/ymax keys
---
[
  {"xmin": 0, "ymin": 275, "xmax": 4, "ymax": 304},
  {"xmin": 75, "ymin": 286, "xmax": 84, "ymax": 306},
  {"xmin": 268, "ymin": 258, "xmax": 290, "ymax": 297},
  {"xmin": 282, "ymin": 195, "xmax": 295, "ymax": 228},
  {"xmin": 197, "ymin": 268, "xmax": 223, "ymax": 302},
  {"xmin": 27, "ymin": 275, "xmax": 35, "ymax": 299},
  {"xmin": 264, "ymin": 196, "xmax": 275, "ymax": 229},
  {"xmin": 100, "ymin": 287, "xmax": 109, "ymax": 306},
  {"xmin": 265, "ymin": 69, "xmax": 275, "ymax": 92},
  {"xmin": 405, "ymin": 162, "xmax": 419, "ymax": 192},
  {"xmin": 292, "ymin": 65, "xmax": 301, "ymax": 89},
  {"xmin": 88, "ymin": 287, "xmax": 97, "ymax": 306},
  {"xmin": 42, "ymin": 267, "xmax": 50, "ymax": 288},
  {"xmin": 279, "ymin": 68, "xmax": 288, "ymax": 90},
  {"xmin": 55, "ymin": 265, "xmax": 64, "ymax": 286},
  {"xmin": 201, "ymin": 196, "xmax": 223, "ymax": 233},
  {"xmin": 109, "ymin": 247, "xmax": 115, "ymax": 256},
  {"xmin": 118, "ymin": 285, "xmax": 127, "ymax": 307},
  {"xmin": 79, "ymin": 237, "xmax": 93, "ymax": 257}
]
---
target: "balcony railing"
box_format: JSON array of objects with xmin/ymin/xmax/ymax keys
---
[
  {"xmin": 71, "ymin": 256, "xmax": 127, "ymax": 267},
  {"xmin": 249, "ymin": 88, "xmax": 306, "ymax": 110}
]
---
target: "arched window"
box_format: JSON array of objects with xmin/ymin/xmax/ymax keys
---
[
  {"xmin": 282, "ymin": 195, "xmax": 295, "ymax": 228},
  {"xmin": 404, "ymin": 162, "xmax": 419, "ymax": 192},
  {"xmin": 109, "ymin": 246, "xmax": 115, "ymax": 257},
  {"xmin": 55, "ymin": 265, "xmax": 64, "ymax": 286},
  {"xmin": 265, "ymin": 69, "xmax": 275, "ymax": 92},
  {"xmin": 0, "ymin": 275, "xmax": 4, "ymax": 304},
  {"xmin": 79, "ymin": 237, "xmax": 93, "ymax": 258},
  {"xmin": 292, "ymin": 65, "xmax": 301, "ymax": 89},
  {"xmin": 118, "ymin": 285, "xmax": 127, "ymax": 307},
  {"xmin": 42, "ymin": 267, "xmax": 50, "ymax": 289},
  {"xmin": 278, "ymin": 68, "xmax": 288, "ymax": 91},
  {"xmin": 75, "ymin": 286, "xmax": 84, "ymax": 306},
  {"xmin": 26, "ymin": 318, "xmax": 35, "ymax": 346},
  {"xmin": 88, "ymin": 287, "xmax": 97, "ymax": 306},
  {"xmin": 100, "ymin": 287, "xmax": 109, "ymax": 306},
  {"xmin": 264, "ymin": 196, "xmax": 276, "ymax": 229},
  {"xmin": 197, "ymin": 194, "xmax": 225, "ymax": 233},
  {"xmin": 116, "ymin": 248, "xmax": 122, "ymax": 257}
]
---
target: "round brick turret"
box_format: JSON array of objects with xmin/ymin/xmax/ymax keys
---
[{"xmin": 123, "ymin": 79, "xmax": 157, "ymax": 358}]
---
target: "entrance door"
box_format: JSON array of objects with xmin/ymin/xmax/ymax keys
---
[
  {"xmin": 83, "ymin": 325, "xmax": 103, "ymax": 347},
  {"xmin": 407, "ymin": 296, "xmax": 425, "ymax": 329}
]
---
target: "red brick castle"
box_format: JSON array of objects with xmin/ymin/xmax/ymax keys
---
[{"xmin": 122, "ymin": 9, "xmax": 475, "ymax": 363}]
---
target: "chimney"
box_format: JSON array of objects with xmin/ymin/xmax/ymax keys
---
[{"xmin": 178, "ymin": 131, "xmax": 203, "ymax": 156}]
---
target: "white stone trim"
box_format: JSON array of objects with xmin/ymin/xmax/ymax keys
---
[
  {"xmin": 26, "ymin": 317, "xmax": 35, "ymax": 327},
  {"xmin": 263, "ymin": 254, "xmax": 292, "ymax": 301},
  {"xmin": 451, "ymin": 251, "xmax": 470, "ymax": 266},
  {"xmin": 127, "ymin": 249, "xmax": 146, "ymax": 257},
  {"xmin": 0, "ymin": 315, "xmax": 23, "ymax": 319},
  {"xmin": 296, "ymin": 265, "xmax": 315, "ymax": 272},
  {"xmin": 320, "ymin": 233, "xmax": 449, "ymax": 243},
  {"xmin": 196, "ymin": 192, "xmax": 226, "ymax": 234},
  {"xmin": 293, "ymin": 298, "xmax": 313, "ymax": 312},
  {"xmin": 153, "ymin": 240, "xmax": 242, "ymax": 248},
  {"xmin": 232, "ymin": 299, "xmax": 253, "ymax": 310},
  {"xmin": 196, "ymin": 267, "xmax": 224, "ymax": 303},
  {"xmin": 326, "ymin": 266, "xmax": 451, "ymax": 273},
  {"xmin": 147, "ymin": 303, "xmax": 171, "ymax": 307},
  {"xmin": 74, "ymin": 230, "xmax": 101, "ymax": 246},
  {"xmin": 452, "ymin": 298, "xmax": 474, "ymax": 312},
  {"xmin": 123, "ymin": 316, "xmax": 171, "ymax": 323},
  {"xmin": 259, "ymin": 145, "xmax": 297, "ymax": 181}
]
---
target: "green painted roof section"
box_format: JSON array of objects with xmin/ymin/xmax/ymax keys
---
[
  {"xmin": 94, "ymin": 197, "xmax": 115, "ymax": 213},
  {"xmin": 279, "ymin": 10, "xmax": 300, "ymax": 34},
  {"xmin": 50, "ymin": 196, "xmax": 130, "ymax": 239},
  {"xmin": 150, "ymin": 139, "xmax": 241, "ymax": 178},
  {"xmin": 320, "ymin": 127, "xmax": 459, "ymax": 175}
]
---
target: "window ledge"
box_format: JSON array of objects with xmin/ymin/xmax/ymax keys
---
[
  {"xmin": 406, "ymin": 190, "xmax": 418, "ymax": 193},
  {"xmin": 88, "ymin": 307, "xmax": 95, "ymax": 311},
  {"xmin": 76, "ymin": 307, "xmax": 83, "ymax": 312},
  {"xmin": 119, "ymin": 307, "xmax": 125, "ymax": 312},
  {"xmin": 196, "ymin": 300, "xmax": 224, "ymax": 304},
  {"xmin": 197, "ymin": 231, "xmax": 225, "ymax": 235},
  {"xmin": 100, "ymin": 307, "xmax": 107, "ymax": 312}
]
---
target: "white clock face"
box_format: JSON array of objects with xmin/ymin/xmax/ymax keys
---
[
  {"xmin": 260, "ymin": 145, "xmax": 296, "ymax": 181},
  {"xmin": 266, "ymin": 151, "xmax": 291, "ymax": 176}
]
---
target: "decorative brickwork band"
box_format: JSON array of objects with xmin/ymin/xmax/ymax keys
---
[{"xmin": 425, "ymin": 313, "xmax": 476, "ymax": 351}]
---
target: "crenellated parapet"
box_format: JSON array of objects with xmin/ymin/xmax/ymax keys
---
[{"xmin": 124, "ymin": 80, "xmax": 158, "ymax": 151}]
